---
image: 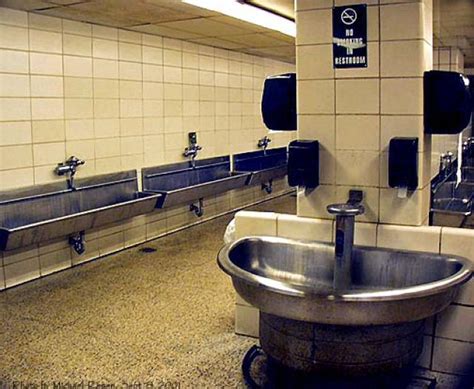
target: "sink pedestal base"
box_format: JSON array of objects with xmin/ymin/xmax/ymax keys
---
[{"xmin": 259, "ymin": 312, "xmax": 424, "ymax": 376}]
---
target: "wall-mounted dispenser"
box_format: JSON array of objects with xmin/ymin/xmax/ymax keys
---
[
  {"xmin": 261, "ymin": 73, "xmax": 297, "ymax": 131},
  {"xmin": 424, "ymin": 70, "xmax": 472, "ymax": 134},
  {"xmin": 389, "ymin": 137, "xmax": 418, "ymax": 198},
  {"xmin": 288, "ymin": 140, "xmax": 319, "ymax": 188}
]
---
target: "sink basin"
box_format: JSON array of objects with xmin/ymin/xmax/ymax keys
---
[
  {"xmin": 0, "ymin": 171, "xmax": 161, "ymax": 251},
  {"xmin": 219, "ymin": 236, "xmax": 471, "ymax": 325},
  {"xmin": 142, "ymin": 156, "xmax": 250, "ymax": 208},
  {"xmin": 233, "ymin": 147, "xmax": 287, "ymax": 186},
  {"xmin": 218, "ymin": 236, "xmax": 472, "ymax": 374}
]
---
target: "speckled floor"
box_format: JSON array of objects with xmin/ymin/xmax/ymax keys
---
[{"xmin": 0, "ymin": 195, "xmax": 295, "ymax": 388}]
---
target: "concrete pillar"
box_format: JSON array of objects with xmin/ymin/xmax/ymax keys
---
[{"xmin": 296, "ymin": 0, "xmax": 433, "ymax": 226}]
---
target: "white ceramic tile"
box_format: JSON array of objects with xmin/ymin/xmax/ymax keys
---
[
  {"xmin": 432, "ymin": 337, "xmax": 474, "ymax": 375},
  {"xmin": 0, "ymin": 74, "xmax": 30, "ymax": 97},
  {"xmin": 30, "ymin": 52, "xmax": 62, "ymax": 75},
  {"xmin": 235, "ymin": 211, "xmax": 277, "ymax": 238},
  {"xmin": 235, "ymin": 304, "xmax": 259, "ymax": 338},
  {"xmin": 4, "ymin": 257, "xmax": 40, "ymax": 288},
  {"xmin": 336, "ymin": 150, "xmax": 380, "ymax": 187},
  {"xmin": 440, "ymin": 227, "xmax": 474, "ymax": 261},
  {"xmin": 336, "ymin": 115, "xmax": 379, "ymax": 151},
  {"xmin": 381, "ymin": 78, "xmax": 423, "ymax": 115},
  {"xmin": 0, "ymin": 25, "xmax": 28, "ymax": 50},
  {"xmin": 39, "ymin": 248, "xmax": 71, "ymax": 276},
  {"xmin": 296, "ymin": 9, "xmax": 332, "ymax": 45},
  {"xmin": 437, "ymin": 305, "xmax": 474, "ymax": 342},
  {"xmin": 336, "ymin": 79, "xmax": 379, "ymax": 114},
  {"xmin": 0, "ymin": 98, "xmax": 31, "ymax": 121},
  {"xmin": 0, "ymin": 121, "xmax": 31, "ymax": 146},
  {"xmin": 0, "ymin": 49, "xmax": 29, "ymax": 74},
  {"xmin": 277, "ymin": 214, "xmax": 333, "ymax": 242},
  {"xmin": 377, "ymin": 224, "xmax": 441, "ymax": 253},
  {"xmin": 298, "ymin": 80, "xmax": 335, "ymax": 114}
]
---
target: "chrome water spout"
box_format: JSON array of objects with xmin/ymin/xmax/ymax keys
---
[
  {"xmin": 183, "ymin": 144, "xmax": 202, "ymax": 168},
  {"xmin": 258, "ymin": 136, "xmax": 271, "ymax": 155},
  {"xmin": 327, "ymin": 190, "xmax": 364, "ymax": 291},
  {"xmin": 55, "ymin": 156, "xmax": 85, "ymax": 190}
]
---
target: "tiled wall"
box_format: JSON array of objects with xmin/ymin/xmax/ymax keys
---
[
  {"xmin": 0, "ymin": 6, "xmax": 296, "ymax": 289},
  {"xmin": 0, "ymin": 6, "xmax": 295, "ymax": 189},
  {"xmin": 233, "ymin": 210, "xmax": 474, "ymax": 378},
  {"xmin": 296, "ymin": 0, "xmax": 433, "ymax": 226},
  {"xmin": 431, "ymin": 46, "xmax": 472, "ymax": 178}
]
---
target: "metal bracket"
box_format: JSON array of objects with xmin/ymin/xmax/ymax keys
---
[
  {"xmin": 190, "ymin": 198, "xmax": 204, "ymax": 217},
  {"xmin": 261, "ymin": 180, "xmax": 273, "ymax": 194},
  {"xmin": 69, "ymin": 231, "xmax": 85, "ymax": 255}
]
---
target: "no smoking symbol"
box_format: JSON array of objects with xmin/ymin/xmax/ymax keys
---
[{"xmin": 341, "ymin": 8, "xmax": 357, "ymax": 25}]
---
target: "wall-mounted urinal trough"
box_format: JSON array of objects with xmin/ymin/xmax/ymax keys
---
[
  {"xmin": 142, "ymin": 156, "xmax": 251, "ymax": 216},
  {"xmin": 431, "ymin": 172, "xmax": 474, "ymax": 227},
  {"xmin": 0, "ymin": 171, "xmax": 161, "ymax": 252},
  {"xmin": 233, "ymin": 147, "xmax": 288, "ymax": 194}
]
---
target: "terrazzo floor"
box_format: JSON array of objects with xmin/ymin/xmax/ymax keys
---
[{"xmin": 0, "ymin": 195, "xmax": 295, "ymax": 388}]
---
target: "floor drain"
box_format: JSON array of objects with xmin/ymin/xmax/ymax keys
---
[{"xmin": 139, "ymin": 247, "xmax": 157, "ymax": 253}]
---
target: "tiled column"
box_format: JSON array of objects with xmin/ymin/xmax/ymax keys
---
[{"xmin": 296, "ymin": 0, "xmax": 433, "ymax": 226}]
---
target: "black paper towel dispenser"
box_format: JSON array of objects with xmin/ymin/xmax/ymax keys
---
[
  {"xmin": 261, "ymin": 73, "xmax": 297, "ymax": 131},
  {"xmin": 288, "ymin": 140, "xmax": 319, "ymax": 188},
  {"xmin": 389, "ymin": 137, "xmax": 418, "ymax": 191},
  {"xmin": 424, "ymin": 70, "xmax": 471, "ymax": 134}
]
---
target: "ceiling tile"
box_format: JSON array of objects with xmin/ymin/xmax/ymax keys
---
[
  {"xmin": 188, "ymin": 37, "xmax": 243, "ymax": 50},
  {"xmin": 158, "ymin": 17, "xmax": 249, "ymax": 37},
  {"xmin": 128, "ymin": 24, "xmax": 204, "ymax": 40}
]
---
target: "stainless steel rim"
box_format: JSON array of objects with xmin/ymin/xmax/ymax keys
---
[{"xmin": 217, "ymin": 236, "xmax": 473, "ymax": 302}]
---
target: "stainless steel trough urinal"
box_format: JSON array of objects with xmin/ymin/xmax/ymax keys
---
[
  {"xmin": 0, "ymin": 171, "xmax": 161, "ymax": 251},
  {"xmin": 142, "ymin": 156, "xmax": 250, "ymax": 209},
  {"xmin": 218, "ymin": 236, "xmax": 472, "ymax": 375},
  {"xmin": 431, "ymin": 181, "xmax": 474, "ymax": 227},
  {"xmin": 233, "ymin": 147, "xmax": 288, "ymax": 189}
]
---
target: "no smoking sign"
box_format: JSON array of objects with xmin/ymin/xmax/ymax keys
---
[{"xmin": 332, "ymin": 4, "xmax": 368, "ymax": 68}]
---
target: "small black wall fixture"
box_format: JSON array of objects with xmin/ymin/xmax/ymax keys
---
[
  {"xmin": 261, "ymin": 73, "xmax": 297, "ymax": 131},
  {"xmin": 288, "ymin": 140, "xmax": 319, "ymax": 188},
  {"xmin": 424, "ymin": 70, "xmax": 472, "ymax": 134},
  {"xmin": 388, "ymin": 137, "xmax": 418, "ymax": 191}
]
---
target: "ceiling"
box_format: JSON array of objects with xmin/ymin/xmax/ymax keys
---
[
  {"xmin": 1, "ymin": 0, "xmax": 472, "ymax": 67},
  {"xmin": 0, "ymin": 0, "xmax": 296, "ymax": 63}
]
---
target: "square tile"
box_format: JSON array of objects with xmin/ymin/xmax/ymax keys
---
[
  {"xmin": 336, "ymin": 79, "xmax": 379, "ymax": 114},
  {"xmin": 432, "ymin": 338, "xmax": 474, "ymax": 375},
  {"xmin": 380, "ymin": 3, "xmax": 425, "ymax": 41},
  {"xmin": 297, "ymin": 44, "xmax": 334, "ymax": 80},
  {"xmin": 381, "ymin": 40, "xmax": 429, "ymax": 77},
  {"xmin": 298, "ymin": 80, "xmax": 335, "ymax": 114},
  {"xmin": 381, "ymin": 78, "xmax": 423, "ymax": 115},
  {"xmin": 235, "ymin": 304, "xmax": 259, "ymax": 338},
  {"xmin": 437, "ymin": 305, "xmax": 474, "ymax": 342},
  {"xmin": 277, "ymin": 214, "xmax": 333, "ymax": 242},
  {"xmin": 235, "ymin": 211, "xmax": 277, "ymax": 238},
  {"xmin": 336, "ymin": 115, "xmax": 379, "ymax": 151},
  {"xmin": 379, "ymin": 186, "xmax": 429, "ymax": 225},
  {"xmin": 377, "ymin": 224, "xmax": 441, "ymax": 252},
  {"xmin": 336, "ymin": 150, "xmax": 380, "ymax": 186},
  {"xmin": 296, "ymin": 9, "xmax": 332, "ymax": 45}
]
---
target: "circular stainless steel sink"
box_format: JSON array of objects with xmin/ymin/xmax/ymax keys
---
[{"xmin": 218, "ymin": 236, "xmax": 472, "ymax": 374}]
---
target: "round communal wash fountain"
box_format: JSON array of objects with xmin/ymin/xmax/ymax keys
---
[{"xmin": 217, "ymin": 235, "xmax": 472, "ymax": 376}]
